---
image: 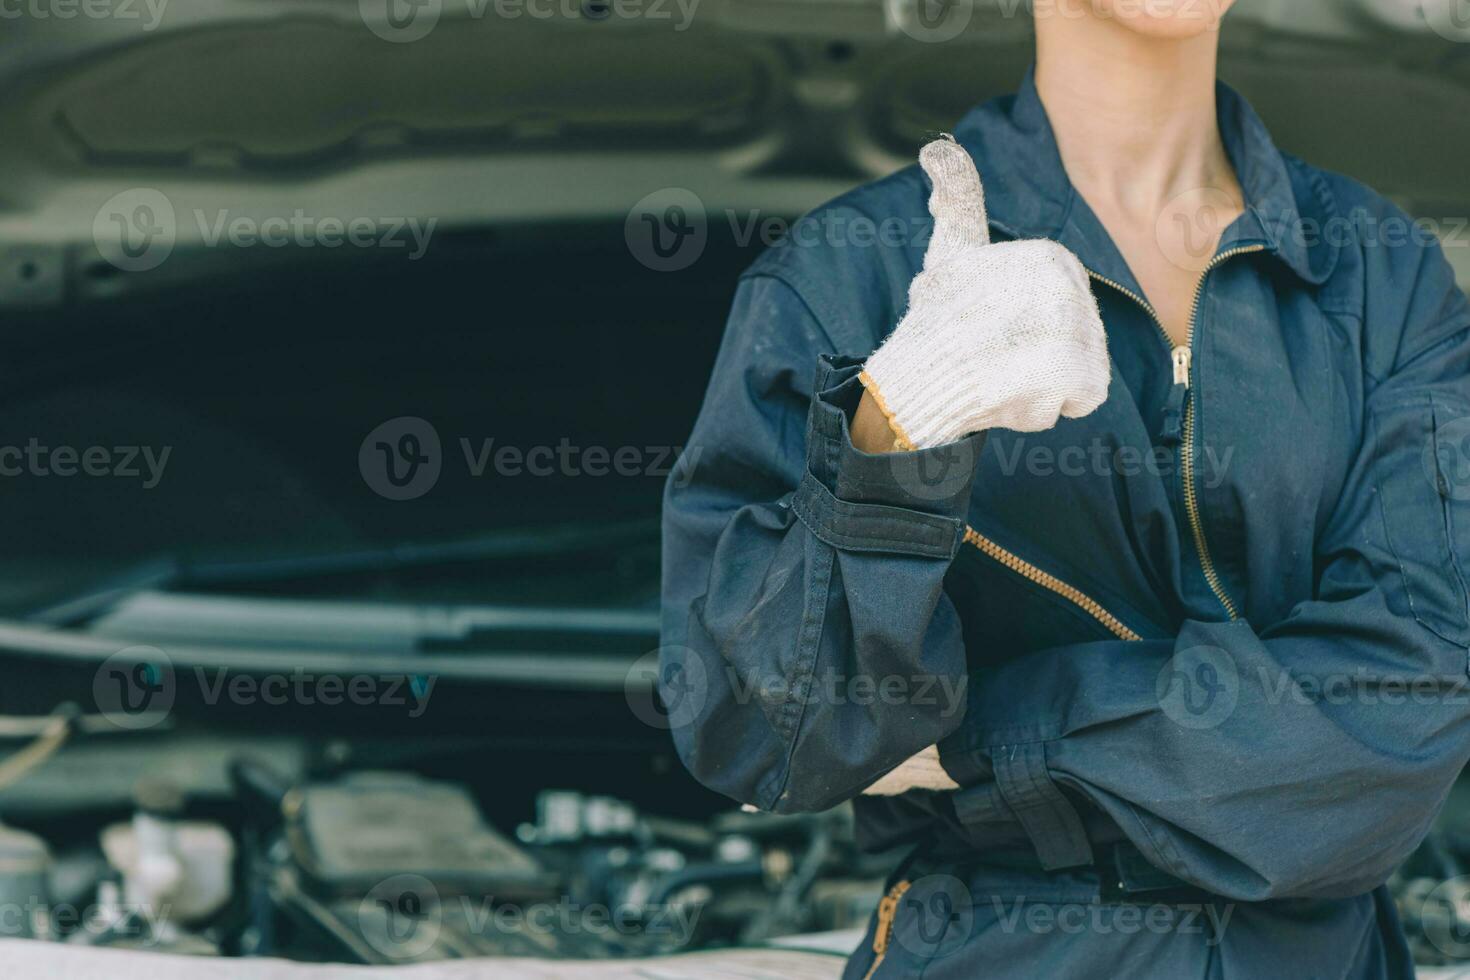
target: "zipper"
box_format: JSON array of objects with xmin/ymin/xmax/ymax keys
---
[
  {"xmin": 963, "ymin": 526, "xmax": 1141, "ymax": 642},
  {"xmin": 861, "ymin": 879, "xmax": 913, "ymax": 980},
  {"xmin": 1083, "ymin": 244, "xmax": 1264, "ymax": 621}
]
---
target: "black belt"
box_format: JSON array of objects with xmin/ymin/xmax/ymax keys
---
[
  {"xmin": 908, "ymin": 840, "xmax": 1221, "ymax": 907},
  {"xmin": 1093, "ymin": 842, "xmax": 1219, "ymax": 905}
]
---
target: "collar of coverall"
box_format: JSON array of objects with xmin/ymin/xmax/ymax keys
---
[{"xmin": 945, "ymin": 66, "xmax": 1341, "ymax": 291}]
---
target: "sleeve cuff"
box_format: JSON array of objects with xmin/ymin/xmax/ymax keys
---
[{"xmin": 805, "ymin": 354, "xmax": 983, "ymax": 526}]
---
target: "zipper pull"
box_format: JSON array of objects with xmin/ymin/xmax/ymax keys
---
[
  {"xmin": 1171, "ymin": 346, "xmax": 1192, "ymax": 388},
  {"xmin": 871, "ymin": 880, "xmax": 911, "ymax": 956},
  {"xmin": 1159, "ymin": 346, "xmax": 1191, "ymax": 445}
]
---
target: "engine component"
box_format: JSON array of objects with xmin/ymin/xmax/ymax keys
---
[
  {"xmin": 266, "ymin": 771, "xmax": 590, "ymax": 964},
  {"xmin": 99, "ymin": 778, "xmax": 235, "ymax": 927},
  {"xmin": 0, "ymin": 823, "xmax": 50, "ymax": 939},
  {"xmin": 282, "ymin": 771, "xmax": 550, "ymax": 898}
]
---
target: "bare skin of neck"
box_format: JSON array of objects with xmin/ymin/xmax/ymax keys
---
[
  {"xmin": 1035, "ymin": 5, "xmax": 1243, "ymax": 347},
  {"xmin": 852, "ymin": 3, "xmax": 1245, "ymax": 453}
]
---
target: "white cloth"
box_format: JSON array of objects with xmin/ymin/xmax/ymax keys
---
[{"xmin": 859, "ymin": 135, "xmax": 1112, "ymax": 450}]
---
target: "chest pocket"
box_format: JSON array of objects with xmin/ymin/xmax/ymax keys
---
[{"xmin": 1374, "ymin": 393, "xmax": 1470, "ymax": 647}]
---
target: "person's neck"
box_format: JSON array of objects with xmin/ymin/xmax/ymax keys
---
[{"xmin": 1034, "ymin": 14, "xmax": 1236, "ymax": 220}]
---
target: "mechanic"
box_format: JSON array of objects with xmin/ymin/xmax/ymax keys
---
[{"xmin": 661, "ymin": 1, "xmax": 1470, "ymax": 976}]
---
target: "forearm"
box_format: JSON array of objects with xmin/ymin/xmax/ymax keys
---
[{"xmin": 941, "ymin": 611, "xmax": 1470, "ymax": 899}]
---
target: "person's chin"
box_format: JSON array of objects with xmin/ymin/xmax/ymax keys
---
[{"xmin": 1089, "ymin": 0, "xmax": 1230, "ymax": 39}]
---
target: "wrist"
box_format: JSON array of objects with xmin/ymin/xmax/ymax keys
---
[{"xmin": 851, "ymin": 386, "xmax": 913, "ymax": 453}]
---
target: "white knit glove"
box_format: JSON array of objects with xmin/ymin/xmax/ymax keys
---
[{"xmin": 858, "ymin": 135, "xmax": 1111, "ymax": 450}]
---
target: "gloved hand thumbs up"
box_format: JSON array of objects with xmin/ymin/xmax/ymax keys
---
[
  {"xmin": 920, "ymin": 134, "xmax": 990, "ymax": 270},
  {"xmin": 858, "ymin": 135, "xmax": 1111, "ymax": 446}
]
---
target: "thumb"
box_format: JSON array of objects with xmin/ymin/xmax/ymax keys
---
[{"xmin": 920, "ymin": 134, "xmax": 990, "ymax": 269}]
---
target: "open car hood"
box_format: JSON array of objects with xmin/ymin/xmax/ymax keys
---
[{"xmin": 1, "ymin": 0, "xmax": 1469, "ymax": 313}]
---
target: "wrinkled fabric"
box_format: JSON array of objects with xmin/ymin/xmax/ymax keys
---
[{"xmin": 661, "ymin": 69, "xmax": 1470, "ymax": 978}]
